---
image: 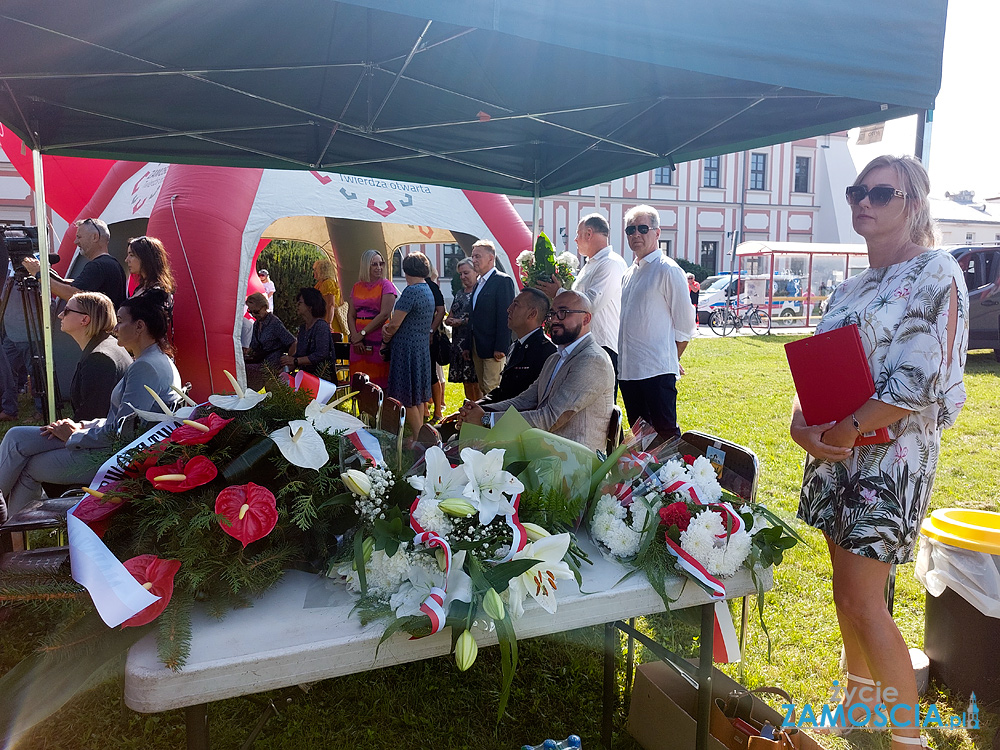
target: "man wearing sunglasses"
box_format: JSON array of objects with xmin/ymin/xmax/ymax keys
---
[
  {"xmin": 457, "ymin": 291, "xmax": 615, "ymax": 453},
  {"xmin": 619, "ymin": 205, "xmax": 697, "ymax": 444},
  {"xmin": 534, "ymin": 213, "xmax": 627, "ymax": 393},
  {"xmin": 21, "ymin": 217, "xmax": 127, "ymax": 308}
]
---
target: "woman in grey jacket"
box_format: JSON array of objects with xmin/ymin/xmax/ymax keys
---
[{"xmin": 0, "ymin": 290, "xmax": 181, "ymax": 519}]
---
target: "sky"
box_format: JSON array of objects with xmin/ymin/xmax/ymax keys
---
[{"xmin": 847, "ymin": 0, "xmax": 1000, "ymax": 200}]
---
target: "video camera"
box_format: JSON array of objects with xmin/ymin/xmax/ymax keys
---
[{"xmin": 0, "ymin": 225, "xmax": 59, "ymax": 277}]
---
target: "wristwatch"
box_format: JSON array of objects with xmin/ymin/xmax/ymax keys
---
[{"xmin": 481, "ymin": 413, "xmax": 492, "ymax": 427}]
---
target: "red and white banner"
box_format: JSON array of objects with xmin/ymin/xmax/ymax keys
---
[{"xmin": 712, "ymin": 600, "xmax": 742, "ymax": 663}]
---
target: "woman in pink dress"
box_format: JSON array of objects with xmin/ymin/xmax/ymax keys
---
[{"xmin": 347, "ymin": 249, "xmax": 398, "ymax": 388}]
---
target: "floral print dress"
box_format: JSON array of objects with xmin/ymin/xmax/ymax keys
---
[{"xmin": 797, "ymin": 250, "xmax": 969, "ymax": 564}]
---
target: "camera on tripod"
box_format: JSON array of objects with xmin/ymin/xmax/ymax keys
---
[{"xmin": 1, "ymin": 225, "xmax": 40, "ymax": 275}]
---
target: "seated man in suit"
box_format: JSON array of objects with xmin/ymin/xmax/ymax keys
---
[
  {"xmin": 457, "ymin": 291, "xmax": 615, "ymax": 454},
  {"xmin": 439, "ymin": 288, "xmax": 555, "ymax": 439},
  {"xmin": 481, "ymin": 287, "xmax": 556, "ymax": 404}
]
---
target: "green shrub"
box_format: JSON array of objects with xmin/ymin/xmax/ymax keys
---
[
  {"xmin": 674, "ymin": 257, "xmax": 713, "ymax": 282},
  {"xmin": 257, "ymin": 240, "xmax": 324, "ymax": 331}
]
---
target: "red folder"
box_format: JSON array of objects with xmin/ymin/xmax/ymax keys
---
[{"xmin": 784, "ymin": 323, "xmax": 889, "ymax": 446}]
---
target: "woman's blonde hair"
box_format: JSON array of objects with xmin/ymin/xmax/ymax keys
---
[
  {"xmin": 854, "ymin": 155, "xmax": 936, "ymax": 248},
  {"xmin": 357, "ymin": 249, "xmax": 384, "ymax": 283},
  {"xmin": 314, "ymin": 257, "xmax": 336, "ymax": 280},
  {"xmin": 69, "ymin": 292, "xmax": 117, "ymax": 339}
]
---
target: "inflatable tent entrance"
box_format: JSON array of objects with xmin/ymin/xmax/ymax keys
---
[{"xmin": 0, "ymin": 142, "xmax": 531, "ymax": 401}]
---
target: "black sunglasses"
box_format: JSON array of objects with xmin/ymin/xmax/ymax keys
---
[
  {"xmin": 545, "ymin": 309, "xmax": 588, "ymax": 321},
  {"xmin": 60, "ymin": 307, "xmax": 87, "ymax": 316},
  {"xmin": 624, "ymin": 224, "xmax": 653, "ymax": 236},
  {"xmin": 845, "ymin": 185, "xmax": 907, "ymax": 207}
]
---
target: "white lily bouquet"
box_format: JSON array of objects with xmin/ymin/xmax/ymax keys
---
[{"xmin": 329, "ymin": 443, "xmax": 585, "ymax": 717}]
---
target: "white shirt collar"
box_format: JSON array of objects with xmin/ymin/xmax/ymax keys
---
[{"xmin": 556, "ymin": 331, "xmax": 591, "ymax": 357}]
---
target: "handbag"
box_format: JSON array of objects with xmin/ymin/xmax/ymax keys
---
[
  {"xmin": 432, "ymin": 326, "xmax": 451, "ymax": 366},
  {"xmin": 710, "ymin": 686, "xmax": 795, "ymax": 750}
]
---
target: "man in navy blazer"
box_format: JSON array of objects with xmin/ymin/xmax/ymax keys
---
[
  {"xmin": 481, "ymin": 287, "xmax": 556, "ymax": 404},
  {"xmin": 469, "ymin": 239, "xmax": 517, "ymax": 394}
]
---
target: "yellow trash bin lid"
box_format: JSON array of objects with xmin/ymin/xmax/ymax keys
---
[{"xmin": 920, "ymin": 508, "xmax": 1000, "ymax": 555}]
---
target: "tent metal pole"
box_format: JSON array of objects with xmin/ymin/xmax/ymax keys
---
[
  {"xmin": 31, "ymin": 148, "xmax": 58, "ymax": 421},
  {"xmin": 531, "ymin": 168, "xmax": 540, "ymax": 245}
]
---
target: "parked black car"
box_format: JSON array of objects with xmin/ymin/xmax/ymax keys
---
[{"xmin": 949, "ymin": 244, "xmax": 1000, "ymax": 361}]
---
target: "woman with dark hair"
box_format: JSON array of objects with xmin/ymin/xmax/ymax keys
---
[
  {"xmin": 383, "ymin": 252, "xmax": 434, "ymax": 437},
  {"xmin": 126, "ymin": 236, "xmax": 176, "ymax": 318},
  {"xmin": 0, "ymin": 289, "xmax": 182, "ymax": 519},
  {"xmin": 280, "ymin": 287, "xmax": 333, "ymax": 375},
  {"xmin": 59, "ymin": 291, "xmax": 132, "ymax": 420},
  {"xmin": 790, "ymin": 155, "xmax": 967, "ymax": 750}
]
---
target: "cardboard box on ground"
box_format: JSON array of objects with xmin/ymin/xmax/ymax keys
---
[{"xmin": 628, "ymin": 661, "xmax": 825, "ymax": 750}]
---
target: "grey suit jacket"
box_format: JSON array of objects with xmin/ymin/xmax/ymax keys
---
[{"xmin": 485, "ymin": 333, "xmax": 614, "ymax": 453}]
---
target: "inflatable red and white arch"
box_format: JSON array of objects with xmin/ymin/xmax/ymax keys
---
[{"xmin": 1, "ymin": 134, "xmax": 531, "ymax": 400}]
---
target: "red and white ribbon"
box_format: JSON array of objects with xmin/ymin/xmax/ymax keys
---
[
  {"xmin": 663, "ymin": 536, "xmax": 726, "ymax": 599},
  {"xmin": 491, "ymin": 495, "xmax": 527, "ymax": 563},
  {"xmin": 712, "ymin": 600, "xmax": 742, "ymax": 663},
  {"xmin": 291, "ymin": 370, "xmax": 339, "ymax": 404},
  {"xmin": 412, "ymin": 530, "xmax": 453, "ymax": 634},
  {"xmin": 346, "ymin": 428, "xmax": 384, "ymax": 467},
  {"xmin": 663, "ymin": 479, "xmax": 744, "ymax": 538},
  {"xmin": 619, "ymin": 450, "xmax": 654, "ymax": 473}
]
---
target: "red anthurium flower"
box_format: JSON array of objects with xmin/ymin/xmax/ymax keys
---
[
  {"xmin": 120, "ymin": 554, "xmax": 182, "ymax": 628},
  {"xmin": 169, "ymin": 413, "xmax": 234, "ymax": 445},
  {"xmin": 214, "ymin": 482, "xmax": 278, "ymax": 548},
  {"xmin": 146, "ymin": 455, "xmax": 219, "ymax": 492},
  {"xmin": 659, "ymin": 501, "xmax": 693, "ymax": 532},
  {"xmin": 72, "ymin": 482, "xmax": 128, "ymax": 537},
  {"xmin": 122, "ymin": 443, "xmax": 168, "ymax": 479}
]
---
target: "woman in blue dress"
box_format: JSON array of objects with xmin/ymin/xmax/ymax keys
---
[{"xmin": 383, "ymin": 252, "xmax": 434, "ymax": 438}]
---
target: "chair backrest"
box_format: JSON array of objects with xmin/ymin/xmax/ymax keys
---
[
  {"xmin": 680, "ymin": 430, "xmax": 759, "ymax": 502},
  {"xmin": 416, "ymin": 423, "xmax": 442, "ymax": 449},
  {"xmin": 606, "ymin": 405, "xmax": 623, "ymax": 455},
  {"xmin": 350, "ymin": 371, "xmax": 370, "ymax": 392},
  {"xmin": 357, "ymin": 382, "xmax": 384, "ymax": 428},
  {"xmin": 378, "ymin": 396, "xmax": 406, "ymax": 469}
]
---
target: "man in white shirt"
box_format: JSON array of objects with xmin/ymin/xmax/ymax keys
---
[
  {"xmin": 536, "ymin": 213, "xmax": 627, "ymax": 391},
  {"xmin": 618, "ymin": 204, "xmax": 696, "ymax": 444}
]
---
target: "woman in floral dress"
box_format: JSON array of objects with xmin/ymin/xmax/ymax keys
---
[{"xmin": 790, "ymin": 156, "xmax": 968, "ymax": 750}]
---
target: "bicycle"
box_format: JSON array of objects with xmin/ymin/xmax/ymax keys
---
[{"xmin": 708, "ymin": 299, "xmax": 771, "ymax": 336}]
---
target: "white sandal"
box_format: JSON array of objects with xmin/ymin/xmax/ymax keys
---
[{"xmin": 891, "ymin": 732, "xmax": 928, "ymax": 748}]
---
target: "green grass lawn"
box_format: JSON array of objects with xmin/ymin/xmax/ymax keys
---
[{"xmin": 2, "ymin": 338, "xmax": 998, "ymax": 749}]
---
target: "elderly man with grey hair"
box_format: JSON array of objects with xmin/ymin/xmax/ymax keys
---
[
  {"xmin": 457, "ymin": 290, "xmax": 615, "ymax": 453},
  {"xmin": 22, "ymin": 217, "xmax": 127, "ymax": 307},
  {"xmin": 618, "ymin": 204, "xmax": 696, "ymax": 445}
]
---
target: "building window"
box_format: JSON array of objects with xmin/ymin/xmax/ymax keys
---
[
  {"xmin": 749, "ymin": 153, "xmax": 767, "ymax": 190},
  {"xmin": 653, "ymin": 166, "xmax": 673, "ymax": 185},
  {"xmin": 966, "ymin": 232, "xmax": 975, "ymax": 243},
  {"xmin": 659, "ymin": 239, "xmax": 672, "ymax": 257},
  {"xmin": 700, "ymin": 241, "xmax": 718, "ymax": 270},
  {"xmin": 794, "ymin": 156, "xmax": 811, "ymax": 193},
  {"xmin": 703, "ymin": 157, "xmax": 720, "ymax": 188},
  {"xmin": 442, "ymin": 243, "xmax": 466, "ymax": 279}
]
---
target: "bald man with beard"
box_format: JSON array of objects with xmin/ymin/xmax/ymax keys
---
[{"xmin": 457, "ymin": 290, "xmax": 615, "ymax": 453}]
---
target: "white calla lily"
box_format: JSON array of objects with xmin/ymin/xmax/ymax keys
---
[
  {"xmin": 408, "ymin": 446, "xmax": 468, "ymax": 500},
  {"xmin": 460, "ymin": 447, "xmax": 524, "ymax": 525},
  {"xmin": 268, "ymin": 420, "xmax": 329, "ymax": 470},
  {"xmin": 304, "ymin": 398, "xmax": 366, "ymax": 434},
  {"xmin": 208, "ymin": 370, "xmax": 269, "ymax": 411},
  {"xmin": 506, "ymin": 532, "xmax": 575, "ymax": 619},
  {"xmin": 127, "ymin": 385, "xmax": 197, "ymax": 424}
]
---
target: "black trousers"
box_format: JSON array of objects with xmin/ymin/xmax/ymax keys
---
[{"xmin": 619, "ymin": 373, "xmax": 679, "ymax": 445}]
